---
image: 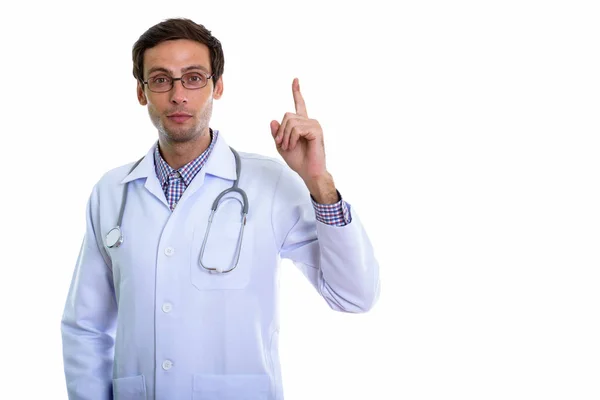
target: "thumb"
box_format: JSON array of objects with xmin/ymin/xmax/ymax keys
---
[{"xmin": 270, "ymin": 120, "xmax": 280, "ymax": 138}]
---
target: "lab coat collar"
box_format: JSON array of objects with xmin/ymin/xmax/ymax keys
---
[
  {"xmin": 200, "ymin": 130, "xmax": 238, "ymax": 181},
  {"xmin": 120, "ymin": 130, "xmax": 237, "ymax": 185},
  {"xmin": 120, "ymin": 143, "xmax": 156, "ymax": 184}
]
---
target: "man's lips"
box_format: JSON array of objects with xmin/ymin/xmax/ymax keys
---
[{"xmin": 167, "ymin": 113, "xmax": 192, "ymax": 123}]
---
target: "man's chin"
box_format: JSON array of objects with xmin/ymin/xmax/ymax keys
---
[
  {"xmin": 164, "ymin": 131, "xmax": 195, "ymax": 143},
  {"xmin": 160, "ymin": 126, "xmax": 206, "ymax": 143}
]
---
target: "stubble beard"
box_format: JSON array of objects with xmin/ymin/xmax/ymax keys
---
[{"xmin": 152, "ymin": 99, "xmax": 213, "ymax": 145}]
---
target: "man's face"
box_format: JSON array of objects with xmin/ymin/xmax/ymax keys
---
[{"xmin": 137, "ymin": 39, "xmax": 223, "ymax": 144}]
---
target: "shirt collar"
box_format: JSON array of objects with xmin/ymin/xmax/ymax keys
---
[
  {"xmin": 154, "ymin": 129, "xmax": 219, "ymax": 188},
  {"xmin": 121, "ymin": 128, "xmax": 237, "ymax": 185}
]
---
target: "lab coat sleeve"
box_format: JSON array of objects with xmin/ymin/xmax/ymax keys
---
[
  {"xmin": 272, "ymin": 165, "xmax": 380, "ymax": 313},
  {"xmin": 61, "ymin": 185, "xmax": 117, "ymax": 400}
]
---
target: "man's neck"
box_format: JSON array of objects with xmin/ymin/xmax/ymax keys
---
[{"xmin": 158, "ymin": 129, "xmax": 212, "ymax": 170}]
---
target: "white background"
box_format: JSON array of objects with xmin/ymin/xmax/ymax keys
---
[{"xmin": 0, "ymin": 0, "xmax": 599, "ymax": 399}]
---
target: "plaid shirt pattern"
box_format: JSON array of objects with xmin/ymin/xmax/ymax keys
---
[{"xmin": 154, "ymin": 130, "xmax": 351, "ymax": 226}]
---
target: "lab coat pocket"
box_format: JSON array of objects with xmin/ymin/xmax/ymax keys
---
[
  {"xmin": 112, "ymin": 374, "xmax": 146, "ymax": 399},
  {"xmin": 190, "ymin": 197, "xmax": 254, "ymax": 290},
  {"xmin": 193, "ymin": 374, "xmax": 271, "ymax": 400}
]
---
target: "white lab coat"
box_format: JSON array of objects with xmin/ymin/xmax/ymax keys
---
[{"xmin": 61, "ymin": 132, "xmax": 380, "ymax": 400}]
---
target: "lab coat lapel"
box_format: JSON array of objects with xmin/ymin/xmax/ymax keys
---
[
  {"xmin": 171, "ymin": 132, "xmax": 238, "ymax": 207},
  {"xmin": 120, "ymin": 142, "xmax": 170, "ymax": 209}
]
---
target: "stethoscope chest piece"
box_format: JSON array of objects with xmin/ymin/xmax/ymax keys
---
[{"xmin": 106, "ymin": 227, "xmax": 124, "ymax": 248}]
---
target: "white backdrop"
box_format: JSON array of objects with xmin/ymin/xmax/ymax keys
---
[{"xmin": 0, "ymin": 0, "xmax": 599, "ymax": 399}]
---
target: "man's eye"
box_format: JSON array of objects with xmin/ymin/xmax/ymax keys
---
[
  {"xmin": 152, "ymin": 76, "xmax": 170, "ymax": 84},
  {"xmin": 188, "ymin": 75, "xmax": 202, "ymax": 82}
]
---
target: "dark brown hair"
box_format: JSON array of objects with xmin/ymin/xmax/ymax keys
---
[{"xmin": 132, "ymin": 18, "xmax": 224, "ymax": 90}]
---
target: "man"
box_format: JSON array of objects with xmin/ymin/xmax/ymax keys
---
[{"xmin": 61, "ymin": 18, "xmax": 380, "ymax": 400}]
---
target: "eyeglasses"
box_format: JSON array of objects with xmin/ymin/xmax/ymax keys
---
[{"xmin": 143, "ymin": 71, "xmax": 214, "ymax": 93}]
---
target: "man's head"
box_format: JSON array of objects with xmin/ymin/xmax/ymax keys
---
[{"xmin": 132, "ymin": 18, "xmax": 224, "ymax": 144}]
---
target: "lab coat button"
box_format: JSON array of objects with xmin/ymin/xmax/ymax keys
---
[
  {"xmin": 162, "ymin": 360, "xmax": 173, "ymax": 370},
  {"xmin": 162, "ymin": 303, "xmax": 172, "ymax": 313},
  {"xmin": 164, "ymin": 247, "xmax": 175, "ymax": 256}
]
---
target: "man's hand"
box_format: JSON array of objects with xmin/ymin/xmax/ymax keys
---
[{"xmin": 270, "ymin": 78, "xmax": 338, "ymax": 204}]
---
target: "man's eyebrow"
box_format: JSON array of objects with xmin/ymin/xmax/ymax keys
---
[
  {"xmin": 182, "ymin": 65, "xmax": 210, "ymax": 74},
  {"xmin": 146, "ymin": 67, "xmax": 172, "ymax": 76},
  {"xmin": 147, "ymin": 65, "xmax": 210, "ymax": 77}
]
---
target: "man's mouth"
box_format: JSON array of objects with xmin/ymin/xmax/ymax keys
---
[{"xmin": 167, "ymin": 113, "xmax": 192, "ymax": 123}]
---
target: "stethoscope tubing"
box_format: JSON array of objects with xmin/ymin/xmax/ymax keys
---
[{"xmin": 105, "ymin": 147, "xmax": 248, "ymax": 274}]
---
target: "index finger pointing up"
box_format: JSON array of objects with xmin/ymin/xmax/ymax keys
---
[{"xmin": 292, "ymin": 78, "xmax": 308, "ymax": 117}]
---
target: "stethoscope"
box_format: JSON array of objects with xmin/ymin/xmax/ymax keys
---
[{"xmin": 105, "ymin": 147, "xmax": 249, "ymax": 274}]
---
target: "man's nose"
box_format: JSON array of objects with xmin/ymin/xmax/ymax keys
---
[{"xmin": 170, "ymin": 79, "xmax": 188, "ymax": 104}]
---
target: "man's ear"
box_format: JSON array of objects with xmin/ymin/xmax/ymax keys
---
[
  {"xmin": 212, "ymin": 76, "xmax": 223, "ymax": 100},
  {"xmin": 137, "ymin": 82, "xmax": 147, "ymax": 105}
]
